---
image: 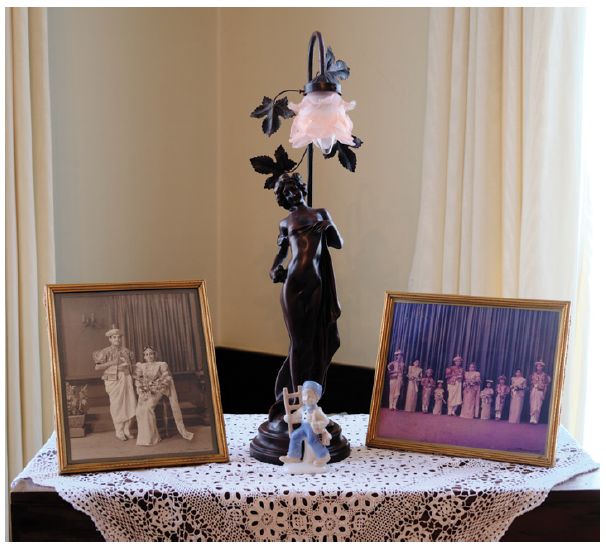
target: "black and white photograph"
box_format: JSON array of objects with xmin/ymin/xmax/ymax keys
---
[
  {"xmin": 367, "ymin": 292, "xmax": 570, "ymax": 467},
  {"xmin": 45, "ymin": 280, "xmax": 229, "ymax": 473}
]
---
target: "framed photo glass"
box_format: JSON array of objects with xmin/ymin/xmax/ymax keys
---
[
  {"xmin": 45, "ymin": 280, "xmax": 229, "ymax": 473},
  {"xmin": 367, "ymin": 292, "xmax": 570, "ymax": 467}
]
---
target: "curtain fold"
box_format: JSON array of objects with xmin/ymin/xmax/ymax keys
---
[
  {"xmin": 409, "ymin": 8, "xmax": 586, "ymax": 439},
  {"xmin": 5, "ymin": 7, "xmax": 56, "ymax": 485},
  {"xmin": 385, "ymin": 302, "xmax": 560, "ymax": 423},
  {"xmin": 108, "ymin": 292, "xmax": 203, "ymax": 373}
]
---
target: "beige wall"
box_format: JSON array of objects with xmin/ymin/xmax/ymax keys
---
[
  {"xmin": 217, "ymin": 8, "xmax": 429, "ymax": 367},
  {"xmin": 48, "ymin": 7, "xmax": 221, "ymax": 318},
  {"xmin": 48, "ymin": 7, "xmax": 429, "ymax": 369}
]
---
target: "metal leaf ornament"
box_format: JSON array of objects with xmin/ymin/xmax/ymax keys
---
[
  {"xmin": 250, "ymin": 145, "xmax": 297, "ymax": 189},
  {"xmin": 322, "ymin": 46, "xmax": 350, "ymax": 84},
  {"xmin": 323, "ymin": 136, "xmax": 363, "ymax": 172},
  {"xmin": 250, "ymin": 96, "xmax": 296, "ymax": 137}
]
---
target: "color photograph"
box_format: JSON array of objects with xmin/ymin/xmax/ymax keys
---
[{"xmin": 367, "ymin": 293, "xmax": 570, "ymax": 467}]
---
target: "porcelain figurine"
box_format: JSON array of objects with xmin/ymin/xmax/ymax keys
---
[{"xmin": 279, "ymin": 380, "xmax": 332, "ymax": 474}]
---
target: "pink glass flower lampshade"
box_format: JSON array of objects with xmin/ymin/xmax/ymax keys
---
[{"xmin": 289, "ymin": 91, "xmax": 356, "ymax": 154}]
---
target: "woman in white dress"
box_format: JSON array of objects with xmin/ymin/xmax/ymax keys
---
[
  {"xmin": 134, "ymin": 347, "xmax": 194, "ymax": 446},
  {"xmin": 508, "ymin": 369, "xmax": 527, "ymax": 424},
  {"xmin": 529, "ymin": 360, "xmax": 551, "ymax": 424},
  {"xmin": 460, "ymin": 362, "xmax": 481, "ymax": 419},
  {"xmin": 404, "ymin": 359, "xmax": 423, "ymax": 412}
]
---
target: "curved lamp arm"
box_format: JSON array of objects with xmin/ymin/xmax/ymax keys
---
[
  {"xmin": 305, "ymin": 31, "xmax": 326, "ymax": 207},
  {"xmin": 307, "ymin": 31, "xmax": 326, "ymax": 82},
  {"xmin": 304, "ymin": 31, "xmax": 345, "ymax": 206}
]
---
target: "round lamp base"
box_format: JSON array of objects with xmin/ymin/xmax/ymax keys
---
[{"xmin": 250, "ymin": 417, "xmax": 351, "ymax": 465}]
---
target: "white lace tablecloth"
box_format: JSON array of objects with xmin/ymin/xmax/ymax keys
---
[{"xmin": 13, "ymin": 414, "xmax": 599, "ymax": 542}]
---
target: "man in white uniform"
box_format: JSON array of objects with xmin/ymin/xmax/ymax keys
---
[
  {"xmin": 386, "ymin": 350, "xmax": 405, "ymax": 410},
  {"xmin": 93, "ymin": 325, "xmax": 137, "ymax": 441}
]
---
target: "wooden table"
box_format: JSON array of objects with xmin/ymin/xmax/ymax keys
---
[{"xmin": 10, "ymin": 468, "xmax": 599, "ymax": 542}]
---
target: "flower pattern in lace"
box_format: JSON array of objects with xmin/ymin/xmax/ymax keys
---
[{"xmin": 12, "ymin": 414, "xmax": 599, "ymax": 542}]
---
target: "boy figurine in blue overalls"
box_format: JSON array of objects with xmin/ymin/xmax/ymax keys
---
[{"xmin": 279, "ymin": 381, "xmax": 331, "ymax": 473}]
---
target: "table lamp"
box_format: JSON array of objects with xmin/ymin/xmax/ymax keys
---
[{"xmin": 249, "ymin": 31, "xmax": 362, "ymax": 464}]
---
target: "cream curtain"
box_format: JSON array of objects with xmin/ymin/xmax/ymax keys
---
[
  {"xmin": 5, "ymin": 7, "xmax": 56, "ymax": 486},
  {"xmin": 409, "ymin": 8, "xmax": 587, "ymax": 439}
]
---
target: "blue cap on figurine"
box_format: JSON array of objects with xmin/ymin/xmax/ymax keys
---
[{"xmin": 302, "ymin": 380, "xmax": 323, "ymax": 397}]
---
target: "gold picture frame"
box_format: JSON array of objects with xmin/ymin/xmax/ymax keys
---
[
  {"xmin": 45, "ymin": 280, "xmax": 229, "ymax": 474},
  {"xmin": 366, "ymin": 292, "xmax": 570, "ymax": 467}
]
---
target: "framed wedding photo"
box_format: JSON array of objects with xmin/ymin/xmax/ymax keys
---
[
  {"xmin": 366, "ymin": 292, "xmax": 570, "ymax": 467},
  {"xmin": 45, "ymin": 280, "xmax": 229, "ymax": 474}
]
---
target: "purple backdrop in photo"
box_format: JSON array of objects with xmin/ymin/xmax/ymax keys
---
[{"xmin": 382, "ymin": 302, "xmax": 560, "ymax": 425}]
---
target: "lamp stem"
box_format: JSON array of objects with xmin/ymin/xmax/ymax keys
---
[
  {"xmin": 307, "ymin": 143, "xmax": 313, "ymax": 207},
  {"xmin": 306, "ymin": 30, "xmax": 326, "ymax": 208}
]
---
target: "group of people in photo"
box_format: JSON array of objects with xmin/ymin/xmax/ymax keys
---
[
  {"xmin": 93, "ymin": 325, "xmax": 195, "ymax": 445},
  {"xmin": 386, "ymin": 351, "xmax": 552, "ymax": 424}
]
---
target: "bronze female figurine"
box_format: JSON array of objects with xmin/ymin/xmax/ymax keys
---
[
  {"xmin": 250, "ymin": 173, "xmax": 350, "ymax": 463},
  {"xmin": 268, "ymin": 173, "xmax": 342, "ymax": 420}
]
